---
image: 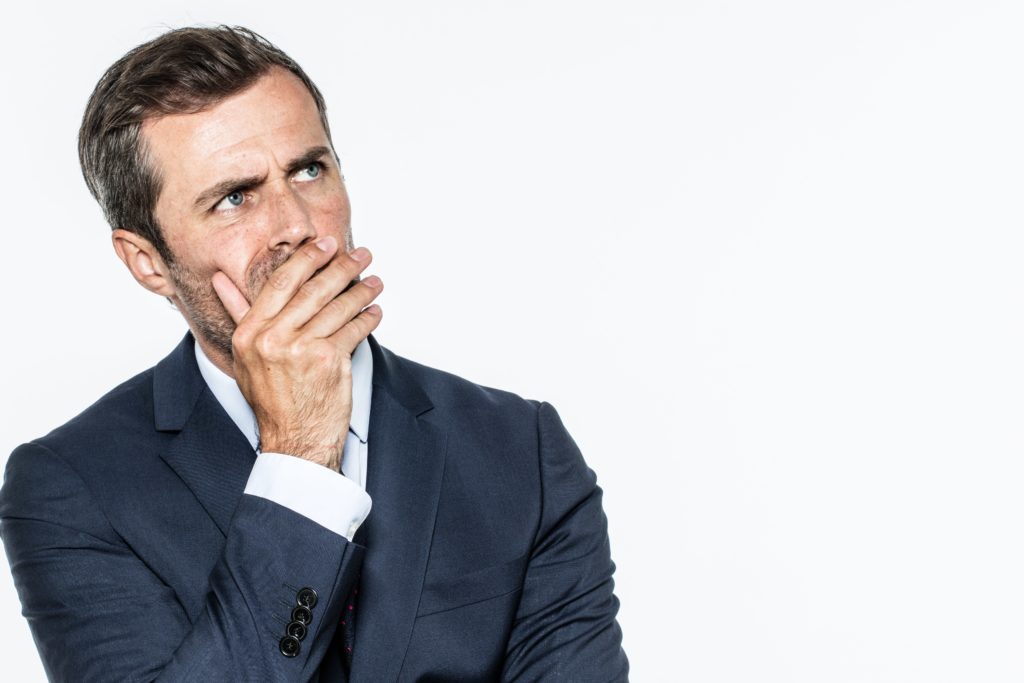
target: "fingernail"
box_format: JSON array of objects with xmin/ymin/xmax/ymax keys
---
[
  {"xmin": 350, "ymin": 247, "xmax": 369, "ymax": 261},
  {"xmin": 363, "ymin": 275, "xmax": 382, "ymax": 288},
  {"xmin": 315, "ymin": 236, "xmax": 336, "ymax": 251}
]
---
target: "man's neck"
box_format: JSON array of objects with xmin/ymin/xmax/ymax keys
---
[{"xmin": 194, "ymin": 335, "xmax": 236, "ymax": 379}]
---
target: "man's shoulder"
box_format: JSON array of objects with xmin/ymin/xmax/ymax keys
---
[{"xmin": 29, "ymin": 364, "xmax": 159, "ymax": 454}]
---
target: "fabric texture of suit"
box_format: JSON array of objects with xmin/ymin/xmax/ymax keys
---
[{"xmin": 0, "ymin": 333, "xmax": 628, "ymax": 681}]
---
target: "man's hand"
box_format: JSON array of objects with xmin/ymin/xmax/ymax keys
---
[{"xmin": 211, "ymin": 236, "xmax": 383, "ymax": 471}]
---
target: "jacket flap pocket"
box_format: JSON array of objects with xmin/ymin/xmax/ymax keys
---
[{"xmin": 417, "ymin": 554, "xmax": 527, "ymax": 617}]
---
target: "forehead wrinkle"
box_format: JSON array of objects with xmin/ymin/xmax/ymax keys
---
[
  {"xmin": 206, "ymin": 125, "xmax": 320, "ymax": 170},
  {"xmin": 195, "ymin": 115, "xmax": 330, "ymax": 177}
]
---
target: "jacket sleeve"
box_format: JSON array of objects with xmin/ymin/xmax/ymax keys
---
[
  {"xmin": 0, "ymin": 441, "xmax": 363, "ymax": 682},
  {"xmin": 502, "ymin": 402, "xmax": 630, "ymax": 682}
]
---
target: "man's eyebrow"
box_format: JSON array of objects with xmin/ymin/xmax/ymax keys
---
[
  {"xmin": 193, "ymin": 173, "xmax": 265, "ymax": 211},
  {"xmin": 192, "ymin": 146, "xmax": 335, "ymax": 211},
  {"xmin": 284, "ymin": 145, "xmax": 334, "ymax": 175}
]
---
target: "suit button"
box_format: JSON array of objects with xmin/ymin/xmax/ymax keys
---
[
  {"xmin": 292, "ymin": 606, "xmax": 312, "ymax": 625},
  {"xmin": 292, "ymin": 605, "xmax": 313, "ymax": 624},
  {"xmin": 287, "ymin": 621, "xmax": 308, "ymax": 641},
  {"xmin": 296, "ymin": 587, "xmax": 318, "ymax": 609},
  {"xmin": 279, "ymin": 635, "xmax": 301, "ymax": 658}
]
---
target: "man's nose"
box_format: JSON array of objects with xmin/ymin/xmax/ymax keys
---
[{"xmin": 266, "ymin": 181, "xmax": 317, "ymax": 252}]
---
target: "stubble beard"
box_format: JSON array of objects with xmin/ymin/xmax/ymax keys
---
[
  {"xmin": 168, "ymin": 247, "xmax": 361, "ymax": 364},
  {"xmin": 168, "ymin": 249, "xmax": 291, "ymax": 363}
]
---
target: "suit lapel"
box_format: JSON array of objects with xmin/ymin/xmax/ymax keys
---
[
  {"xmin": 350, "ymin": 337, "xmax": 448, "ymax": 681},
  {"xmin": 153, "ymin": 333, "xmax": 256, "ymax": 536}
]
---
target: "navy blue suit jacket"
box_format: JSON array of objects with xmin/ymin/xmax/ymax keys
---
[{"xmin": 0, "ymin": 334, "xmax": 628, "ymax": 681}]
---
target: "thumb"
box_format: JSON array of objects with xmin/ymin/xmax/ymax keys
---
[{"xmin": 211, "ymin": 271, "xmax": 251, "ymax": 324}]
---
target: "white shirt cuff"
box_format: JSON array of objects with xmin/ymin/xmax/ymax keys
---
[{"xmin": 243, "ymin": 451, "xmax": 372, "ymax": 541}]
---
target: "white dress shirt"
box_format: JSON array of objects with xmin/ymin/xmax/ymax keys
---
[{"xmin": 194, "ymin": 338, "xmax": 373, "ymax": 541}]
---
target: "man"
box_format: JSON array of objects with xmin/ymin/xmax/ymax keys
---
[{"xmin": 0, "ymin": 25, "xmax": 627, "ymax": 682}]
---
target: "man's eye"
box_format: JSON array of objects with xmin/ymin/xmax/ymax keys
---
[
  {"xmin": 294, "ymin": 163, "xmax": 322, "ymax": 182},
  {"xmin": 215, "ymin": 191, "xmax": 246, "ymax": 211}
]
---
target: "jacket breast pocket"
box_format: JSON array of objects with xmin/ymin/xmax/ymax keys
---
[{"xmin": 416, "ymin": 554, "xmax": 527, "ymax": 617}]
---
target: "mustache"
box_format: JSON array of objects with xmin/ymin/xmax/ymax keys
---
[
  {"xmin": 245, "ymin": 250, "xmax": 291, "ymax": 299},
  {"xmin": 244, "ymin": 250, "xmax": 361, "ymax": 303}
]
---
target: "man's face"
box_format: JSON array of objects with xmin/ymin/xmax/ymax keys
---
[{"xmin": 141, "ymin": 67, "xmax": 353, "ymax": 359}]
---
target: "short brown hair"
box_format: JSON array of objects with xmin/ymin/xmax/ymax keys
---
[{"xmin": 78, "ymin": 25, "xmax": 332, "ymax": 263}]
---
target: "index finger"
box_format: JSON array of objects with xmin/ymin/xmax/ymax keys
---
[
  {"xmin": 245, "ymin": 236, "xmax": 339, "ymax": 323},
  {"xmin": 211, "ymin": 271, "xmax": 250, "ymax": 324}
]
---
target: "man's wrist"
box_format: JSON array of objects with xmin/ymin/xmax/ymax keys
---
[{"xmin": 258, "ymin": 436, "xmax": 344, "ymax": 472}]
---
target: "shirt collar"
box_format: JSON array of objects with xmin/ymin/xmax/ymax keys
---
[{"xmin": 194, "ymin": 338, "xmax": 373, "ymax": 450}]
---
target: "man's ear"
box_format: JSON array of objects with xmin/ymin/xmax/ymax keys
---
[{"xmin": 111, "ymin": 229, "xmax": 176, "ymax": 297}]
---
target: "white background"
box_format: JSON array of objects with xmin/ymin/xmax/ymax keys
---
[{"xmin": 2, "ymin": 1, "xmax": 1023, "ymax": 681}]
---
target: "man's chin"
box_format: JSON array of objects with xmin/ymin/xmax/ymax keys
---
[
  {"xmin": 192, "ymin": 326, "xmax": 236, "ymax": 369},
  {"xmin": 173, "ymin": 295, "xmax": 236, "ymax": 365}
]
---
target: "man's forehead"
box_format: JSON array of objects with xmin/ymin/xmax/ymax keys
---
[{"xmin": 141, "ymin": 68, "xmax": 328, "ymax": 190}]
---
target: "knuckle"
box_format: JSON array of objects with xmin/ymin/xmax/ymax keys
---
[
  {"xmin": 296, "ymin": 280, "xmax": 321, "ymax": 302},
  {"xmin": 324, "ymin": 294, "xmax": 354, "ymax": 319},
  {"xmin": 268, "ymin": 270, "xmax": 291, "ymax": 292},
  {"xmin": 330, "ymin": 255, "xmax": 358, "ymax": 277},
  {"xmin": 232, "ymin": 325, "xmax": 253, "ymax": 348},
  {"xmin": 286, "ymin": 338, "xmax": 308, "ymax": 360},
  {"xmin": 254, "ymin": 331, "xmax": 280, "ymax": 358},
  {"xmin": 346, "ymin": 306, "xmax": 381, "ymax": 337}
]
